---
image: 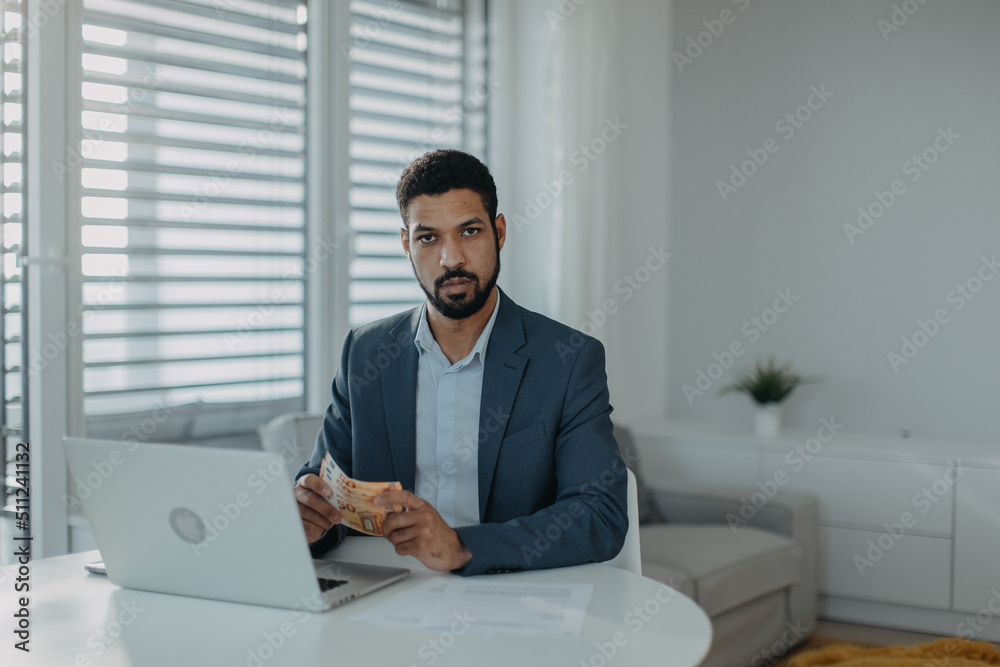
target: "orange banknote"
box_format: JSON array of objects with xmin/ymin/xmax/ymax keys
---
[{"xmin": 319, "ymin": 452, "xmax": 402, "ymax": 536}]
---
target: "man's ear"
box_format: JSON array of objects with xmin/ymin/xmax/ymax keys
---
[
  {"xmin": 494, "ymin": 214, "xmax": 507, "ymax": 252},
  {"xmin": 400, "ymin": 226, "xmax": 410, "ymax": 258}
]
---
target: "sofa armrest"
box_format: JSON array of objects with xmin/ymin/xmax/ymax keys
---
[
  {"xmin": 648, "ymin": 482, "xmax": 814, "ymax": 539},
  {"xmin": 648, "ymin": 482, "xmax": 819, "ymax": 632}
]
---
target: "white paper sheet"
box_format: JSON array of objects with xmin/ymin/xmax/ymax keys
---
[{"xmin": 350, "ymin": 578, "xmax": 593, "ymax": 636}]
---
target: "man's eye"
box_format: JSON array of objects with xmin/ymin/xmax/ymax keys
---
[
  {"xmin": 462, "ymin": 228, "xmax": 480, "ymax": 236},
  {"xmin": 418, "ymin": 235, "xmax": 436, "ymax": 243}
]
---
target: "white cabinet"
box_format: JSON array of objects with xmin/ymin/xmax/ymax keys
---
[
  {"xmin": 820, "ymin": 527, "xmax": 951, "ymax": 609},
  {"xmin": 762, "ymin": 453, "xmax": 953, "ymax": 534},
  {"xmin": 632, "ymin": 420, "xmax": 1000, "ymax": 638},
  {"xmin": 954, "ymin": 466, "xmax": 1000, "ymax": 613}
]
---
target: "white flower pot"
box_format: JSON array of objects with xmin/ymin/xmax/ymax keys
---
[{"xmin": 754, "ymin": 404, "xmax": 782, "ymax": 438}]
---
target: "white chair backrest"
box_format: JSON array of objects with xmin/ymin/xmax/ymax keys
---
[
  {"xmin": 258, "ymin": 412, "xmax": 324, "ymax": 482},
  {"xmin": 605, "ymin": 468, "xmax": 642, "ymax": 576}
]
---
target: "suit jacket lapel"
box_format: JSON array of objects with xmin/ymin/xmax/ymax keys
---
[
  {"xmin": 477, "ymin": 289, "xmax": 527, "ymax": 521},
  {"xmin": 382, "ymin": 307, "xmax": 421, "ymax": 489}
]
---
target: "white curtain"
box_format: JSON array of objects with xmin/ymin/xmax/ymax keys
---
[
  {"xmin": 491, "ymin": 1, "xmax": 621, "ymax": 339},
  {"xmin": 547, "ymin": 1, "xmax": 621, "ymax": 330}
]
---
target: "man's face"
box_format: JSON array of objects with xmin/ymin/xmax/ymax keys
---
[{"xmin": 401, "ymin": 188, "xmax": 506, "ymax": 320}]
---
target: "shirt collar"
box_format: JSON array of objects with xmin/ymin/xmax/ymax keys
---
[{"xmin": 414, "ymin": 292, "xmax": 501, "ymax": 368}]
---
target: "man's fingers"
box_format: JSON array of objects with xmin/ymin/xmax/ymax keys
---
[
  {"xmin": 374, "ymin": 489, "xmax": 423, "ymax": 510},
  {"xmin": 381, "ymin": 506, "xmax": 417, "ymax": 531},
  {"xmin": 298, "ymin": 503, "xmax": 336, "ymax": 530},
  {"xmin": 294, "ymin": 485, "xmax": 341, "ymax": 523},
  {"xmin": 297, "ymin": 473, "xmax": 333, "ymax": 498},
  {"xmin": 301, "ymin": 516, "xmax": 330, "ymax": 542},
  {"xmin": 383, "ymin": 525, "xmax": 417, "ymax": 547},
  {"xmin": 294, "ymin": 477, "xmax": 342, "ymax": 525}
]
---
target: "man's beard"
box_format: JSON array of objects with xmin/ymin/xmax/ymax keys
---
[{"xmin": 414, "ymin": 251, "xmax": 500, "ymax": 320}]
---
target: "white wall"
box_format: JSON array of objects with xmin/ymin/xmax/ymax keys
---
[
  {"xmin": 610, "ymin": 0, "xmax": 672, "ymax": 422},
  {"xmin": 666, "ymin": 0, "xmax": 1000, "ymax": 440}
]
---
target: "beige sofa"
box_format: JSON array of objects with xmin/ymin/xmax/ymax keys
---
[{"xmin": 616, "ymin": 427, "xmax": 819, "ymax": 667}]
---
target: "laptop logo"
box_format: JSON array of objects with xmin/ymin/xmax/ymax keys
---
[{"xmin": 169, "ymin": 508, "xmax": 206, "ymax": 544}]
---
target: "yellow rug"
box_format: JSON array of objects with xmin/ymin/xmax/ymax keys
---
[{"xmin": 777, "ymin": 637, "xmax": 1000, "ymax": 667}]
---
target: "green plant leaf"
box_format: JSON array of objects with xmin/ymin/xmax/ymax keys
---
[{"xmin": 717, "ymin": 356, "xmax": 819, "ymax": 405}]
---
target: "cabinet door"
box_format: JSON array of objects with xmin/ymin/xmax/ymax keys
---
[
  {"xmin": 821, "ymin": 526, "xmax": 951, "ymax": 609},
  {"xmin": 762, "ymin": 453, "xmax": 953, "ymax": 535},
  {"xmin": 953, "ymin": 467, "xmax": 1000, "ymax": 613}
]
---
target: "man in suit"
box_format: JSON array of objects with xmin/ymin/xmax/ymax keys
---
[{"xmin": 295, "ymin": 150, "xmax": 627, "ymax": 576}]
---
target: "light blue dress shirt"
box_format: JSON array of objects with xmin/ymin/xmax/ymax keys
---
[{"xmin": 412, "ymin": 295, "xmax": 500, "ymax": 528}]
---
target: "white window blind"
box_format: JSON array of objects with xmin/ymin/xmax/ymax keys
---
[
  {"xmin": 347, "ymin": 0, "xmax": 486, "ymax": 326},
  {"xmin": 1, "ymin": 0, "xmax": 26, "ymax": 563},
  {"xmin": 77, "ymin": 0, "xmax": 308, "ymax": 440}
]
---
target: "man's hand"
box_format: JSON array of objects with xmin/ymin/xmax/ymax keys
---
[
  {"xmin": 376, "ymin": 490, "xmax": 472, "ymax": 572},
  {"xmin": 294, "ymin": 474, "xmax": 343, "ymax": 543}
]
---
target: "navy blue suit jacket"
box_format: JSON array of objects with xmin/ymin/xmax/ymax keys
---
[{"xmin": 297, "ymin": 289, "xmax": 627, "ymax": 576}]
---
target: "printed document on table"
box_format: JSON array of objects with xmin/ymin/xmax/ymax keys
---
[{"xmin": 350, "ymin": 578, "xmax": 593, "ymax": 636}]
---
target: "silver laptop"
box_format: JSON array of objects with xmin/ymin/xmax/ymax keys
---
[{"xmin": 62, "ymin": 437, "xmax": 409, "ymax": 611}]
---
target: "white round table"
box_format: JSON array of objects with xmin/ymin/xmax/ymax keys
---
[{"xmin": 2, "ymin": 539, "xmax": 712, "ymax": 667}]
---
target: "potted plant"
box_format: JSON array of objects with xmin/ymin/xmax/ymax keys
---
[{"xmin": 718, "ymin": 357, "xmax": 817, "ymax": 438}]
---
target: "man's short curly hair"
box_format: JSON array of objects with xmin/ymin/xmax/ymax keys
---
[{"xmin": 396, "ymin": 149, "xmax": 498, "ymax": 229}]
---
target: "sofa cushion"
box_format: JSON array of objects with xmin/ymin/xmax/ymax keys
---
[
  {"xmin": 639, "ymin": 561, "xmax": 696, "ymax": 600},
  {"xmin": 639, "ymin": 524, "xmax": 802, "ymax": 617}
]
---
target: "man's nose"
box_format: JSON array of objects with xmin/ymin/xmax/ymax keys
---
[{"xmin": 440, "ymin": 236, "xmax": 465, "ymax": 268}]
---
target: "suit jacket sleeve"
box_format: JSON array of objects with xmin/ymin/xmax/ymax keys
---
[
  {"xmin": 452, "ymin": 337, "xmax": 628, "ymax": 576},
  {"xmin": 295, "ymin": 329, "xmax": 356, "ymax": 555}
]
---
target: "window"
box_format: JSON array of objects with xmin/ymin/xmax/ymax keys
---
[
  {"xmin": 60, "ymin": 0, "xmax": 487, "ymax": 444},
  {"xmin": 0, "ymin": 0, "xmax": 26, "ymax": 565},
  {"xmin": 346, "ymin": 0, "xmax": 487, "ymax": 326},
  {"xmin": 75, "ymin": 0, "xmax": 309, "ymax": 443}
]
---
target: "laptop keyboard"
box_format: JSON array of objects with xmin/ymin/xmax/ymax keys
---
[{"xmin": 318, "ymin": 578, "xmax": 349, "ymax": 593}]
